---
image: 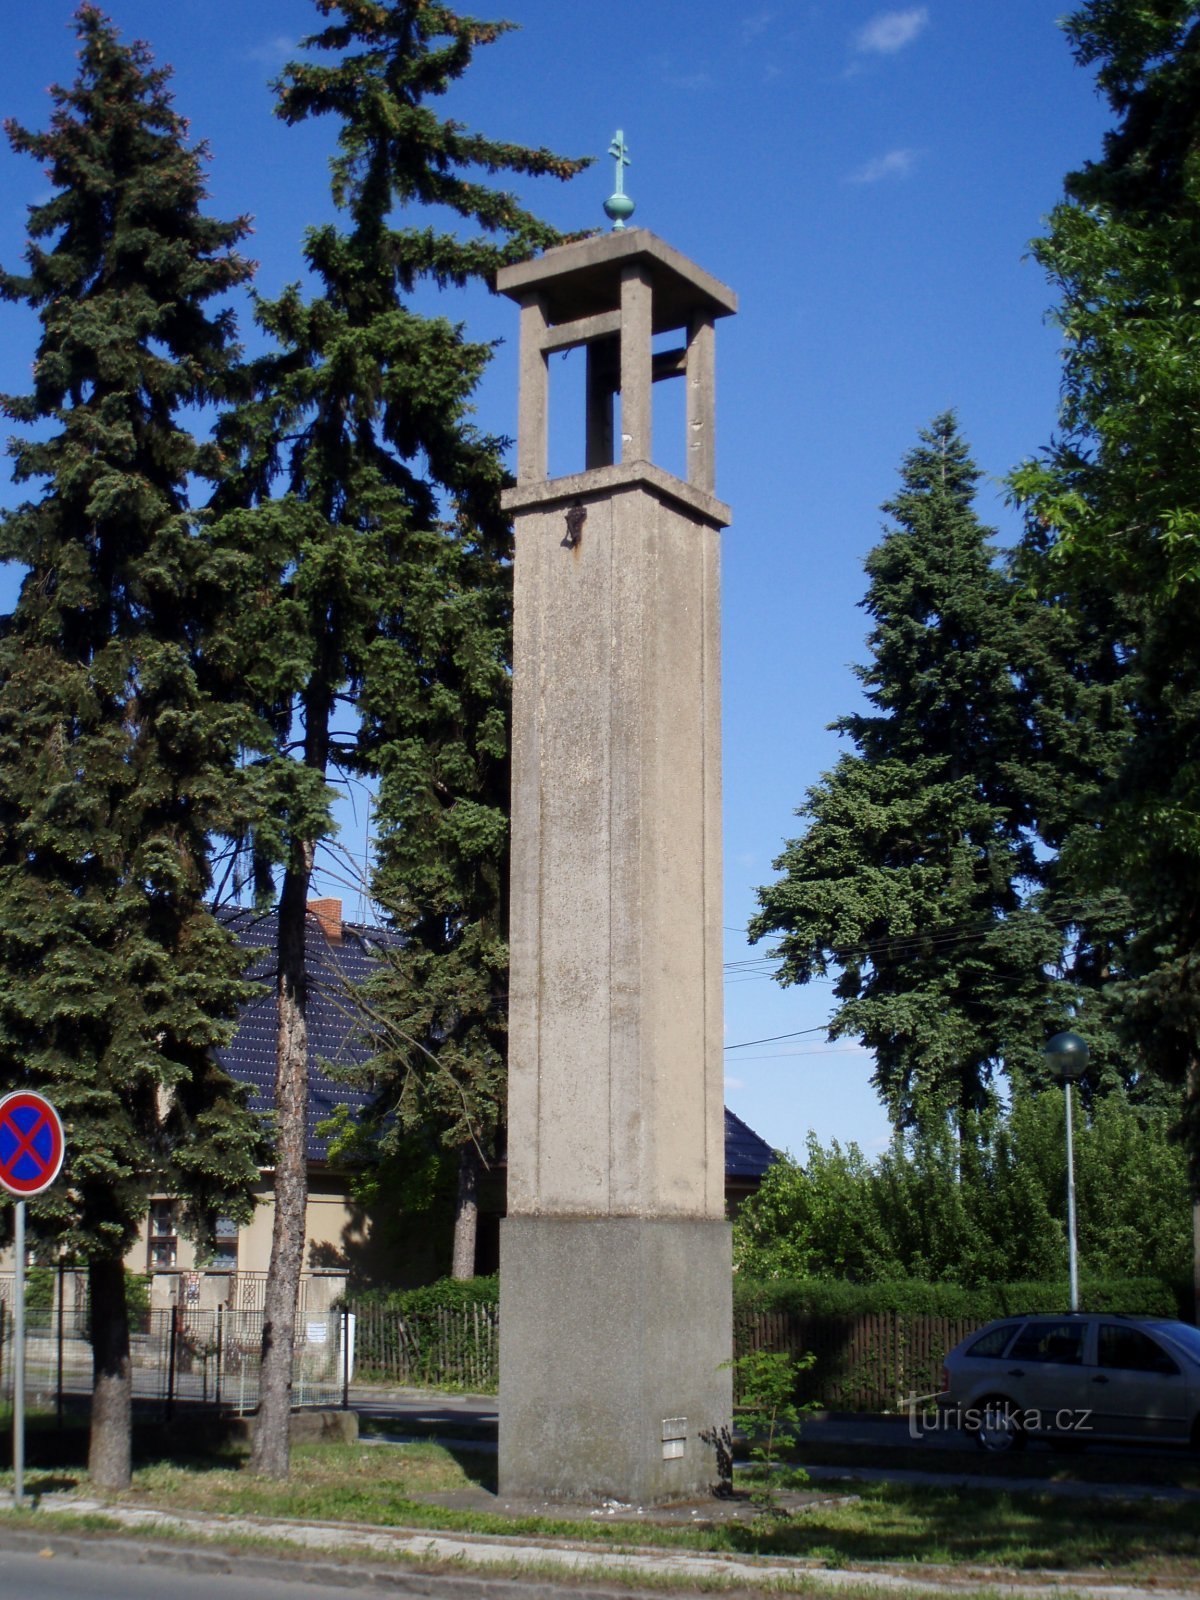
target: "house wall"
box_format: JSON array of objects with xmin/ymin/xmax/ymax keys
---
[{"xmin": 124, "ymin": 1177, "xmax": 396, "ymax": 1307}]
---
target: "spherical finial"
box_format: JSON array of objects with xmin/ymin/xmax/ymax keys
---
[{"xmin": 605, "ymin": 130, "xmax": 634, "ymax": 230}]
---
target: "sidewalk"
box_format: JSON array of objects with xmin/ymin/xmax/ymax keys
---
[{"xmin": 2, "ymin": 1492, "xmax": 1199, "ymax": 1600}]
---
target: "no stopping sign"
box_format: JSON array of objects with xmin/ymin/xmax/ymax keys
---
[{"xmin": 0, "ymin": 1091, "xmax": 65, "ymax": 1197}]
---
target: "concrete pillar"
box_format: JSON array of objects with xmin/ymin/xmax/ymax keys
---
[
  {"xmin": 517, "ymin": 294, "xmax": 549, "ymax": 484},
  {"xmin": 497, "ymin": 229, "xmax": 737, "ymax": 1505}
]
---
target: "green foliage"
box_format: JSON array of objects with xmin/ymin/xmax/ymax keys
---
[
  {"xmin": 18, "ymin": 1266, "xmax": 148, "ymax": 1322},
  {"xmin": 24, "ymin": 1268, "xmax": 54, "ymax": 1315},
  {"xmin": 0, "ymin": 8, "xmax": 264, "ymax": 1269},
  {"xmin": 381, "ymin": 1274, "xmax": 498, "ymax": 1314},
  {"xmin": 1008, "ymin": 1, "xmax": 1200, "ymax": 1156},
  {"xmin": 215, "ymin": 2, "xmax": 589, "ymax": 1233},
  {"xmin": 730, "ymin": 1348, "xmax": 812, "ymax": 1510},
  {"xmin": 731, "ymin": 1136, "xmax": 895, "ymax": 1281},
  {"xmin": 734, "ymin": 1276, "xmax": 1178, "ymax": 1320},
  {"xmin": 350, "ymin": 1275, "xmax": 498, "ymax": 1388},
  {"xmin": 734, "ymin": 1094, "xmax": 1190, "ymax": 1293}
]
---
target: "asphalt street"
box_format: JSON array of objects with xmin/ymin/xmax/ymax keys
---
[{"xmin": 0, "ymin": 1545, "xmax": 397, "ymax": 1600}]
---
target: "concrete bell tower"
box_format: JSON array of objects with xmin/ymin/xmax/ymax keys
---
[{"xmin": 497, "ymin": 205, "xmax": 737, "ymax": 1504}]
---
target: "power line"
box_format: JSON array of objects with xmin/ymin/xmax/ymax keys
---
[
  {"xmin": 724, "ymin": 1025, "xmax": 828, "ymax": 1051},
  {"xmin": 727, "ymin": 1046, "xmax": 865, "ymax": 1063}
]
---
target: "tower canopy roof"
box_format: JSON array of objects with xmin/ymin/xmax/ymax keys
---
[{"xmin": 496, "ymin": 227, "xmax": 737, "ymax": 333}]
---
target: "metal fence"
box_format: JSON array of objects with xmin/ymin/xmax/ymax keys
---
[
  {"xmin": 0, "ymin": 1280, "xmax": 975, "ymax": 1416},
  {"xmin": 0, "ymin": 1302, "xmax": 356, "ymax": 1420},
  {"xmin": 347, "ymin": 1300, "xmax": 973, "ymax": 1410},
  {"xmin": 352, "ymin": 1298, "xmax": 498, "ymax": 1391}
]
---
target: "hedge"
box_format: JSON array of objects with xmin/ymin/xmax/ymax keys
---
[
  {"xmin": 733, "ymin": 1276, "xmax": 1179, "ymax": 1320},
  {"xmin": 351, "ymin": 1277, "xmax": 499, "ymax": 1389}
]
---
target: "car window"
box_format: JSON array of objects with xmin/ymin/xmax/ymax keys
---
[
  {"xmin": 1150, "ymin": 1321, "xmax": 1200, "ymax": 1365},
  {"xmin": 967, "ymin": 1323, "xmax": 1020, "ymax": 1358},
  {"xmin": 1098, "ymin": 1324, "xmax": 1179, "ymax": 1375},
  {"xmin": 1008, "ymin": 1319, "xmax": 1085, "ymax": 1365}
]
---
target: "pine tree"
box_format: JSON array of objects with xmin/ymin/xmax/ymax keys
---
[
  {"xmin": 0, "ymin": 7, "xmax": 264, "ymax": 1489},
  {"xmin": 215, "ymin": 0, "xmax": 587, "ymax": 1478},
  {"xmin": 753, "ymin": 416, "xmax": 1063, "ymax": 1131}
]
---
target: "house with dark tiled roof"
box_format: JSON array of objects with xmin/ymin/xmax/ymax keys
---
[{"xmin": 127, "ymin": 898, "xmax": 776, "ymax": 1304}]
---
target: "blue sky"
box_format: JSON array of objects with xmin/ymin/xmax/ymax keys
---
[{"xmin": 0, "ymin": 2, "xmax": 1115, "ymax": 1159}]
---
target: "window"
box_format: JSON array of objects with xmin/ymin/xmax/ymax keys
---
[
  {"xmin": 1008, "ymin": 1320, "xmax": 1085, "ymax": 1365},
  {"xmin": 148, "ymin": 1201, "xmax": 177, "ymax": 1270},
  {"xmin": 967, "ymin": 1323, "xmax": 1019, "ymax": 1358},
  {"xmin": 1098, "ymin": 1324, "xmax": 1179, "ymax": 1375},
  {"xmin": 212, "ymin": 1217, "xmax": 239, "ymax": 1272}
]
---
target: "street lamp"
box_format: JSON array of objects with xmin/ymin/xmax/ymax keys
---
[{"xmin": 1044, "ymin": 1030, "xmax": 1089, "ymax": 1312}]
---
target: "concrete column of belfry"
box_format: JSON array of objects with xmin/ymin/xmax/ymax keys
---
[{"xmin": 496, "ymin": 229, "xmax": 737, "ymax": 1504}]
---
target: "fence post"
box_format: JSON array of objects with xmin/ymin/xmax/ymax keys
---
[
  {"xmin": 342, "ymin": 1306, "xmax": 350, "ymax": 1410},
  {"xmin": 215, "ymin": 1303, "xmax": 223, "ymax": 1409},
  {"xmin": 56, "ymin": 1259, "xmax": 65, "ymax": 1427},
  {"xmin": 166, "ymin": 1308, "xmax": 178, "ymax": 1422}
]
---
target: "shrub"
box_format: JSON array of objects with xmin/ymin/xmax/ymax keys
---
[{"xmin": 734, "ymin": 1275, "xmax": 1177, "ymax": 1320}]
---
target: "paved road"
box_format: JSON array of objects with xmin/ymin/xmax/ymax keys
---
[{"xmin": 0, "ymin": 1545, "xmax": 398, "ymax": 1600}]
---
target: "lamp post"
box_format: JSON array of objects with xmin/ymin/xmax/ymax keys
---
[{"xmin": 1044, "ymin": 1031, "xmax": 1089, "ymax": 1312}]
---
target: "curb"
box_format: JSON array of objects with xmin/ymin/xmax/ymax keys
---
[
  {"xmin": 0, "ymin": 1524, "xmax": 642, "ymax": 1600},
  {"xmin": 4, "ymin": 1502, "xmax": 1200, "ymax": 1600}
]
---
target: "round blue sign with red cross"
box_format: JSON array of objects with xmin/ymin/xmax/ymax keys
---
[{"xmin": 0, "ymin": 1091, "xmax": 65, "ymax": 1197}]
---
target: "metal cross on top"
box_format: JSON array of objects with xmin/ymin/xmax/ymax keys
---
[{"xmin": 604, "ymin": 129, "xmax": 635, "ymax": 230}]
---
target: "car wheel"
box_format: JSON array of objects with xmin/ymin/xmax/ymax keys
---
[{"xmin": 972, "ymin": 1396, "xmax": 1027, "ymax": 1455}]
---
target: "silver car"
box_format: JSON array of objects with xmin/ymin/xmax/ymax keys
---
[{"xmin": 939, "ymin": 1313, "xmax": 1200, "ymax": 1452}]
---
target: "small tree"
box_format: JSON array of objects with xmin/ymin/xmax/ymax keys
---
[
  {"xmin": 730, "ymin": 1348, "xmax": 812, "ymax": 1514},
  {"xmin": 0, "ymin": 7, "xmax": 263, "ymax": 1488}
]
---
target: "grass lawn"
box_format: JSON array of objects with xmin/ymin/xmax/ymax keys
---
[{"xmin": 7, "ymin": 1438, "xmax": 1200, "ymax": 1583}]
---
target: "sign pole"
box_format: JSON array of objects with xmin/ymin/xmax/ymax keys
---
[
  {"xmin": 0, "ymin": 1090, "xmax": 67, "ymax": 1510},
  {"xmin": 13, "ymin": 1198, "xmax": 24, "ymax": 1508}
]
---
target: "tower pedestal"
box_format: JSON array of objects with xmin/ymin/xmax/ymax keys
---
[{"xmin": 499, "ymin": 1216, "xmax": 732, "ymax": 1503}]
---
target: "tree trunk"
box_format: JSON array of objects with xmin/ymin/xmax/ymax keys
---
[
  {"xmin": 250, "ymin": 853, "xmax": 313, "ymax": 1479},
  {"xmin": 450, "ymin": 1142, "xmax": 479, "ymax": 1281},
  {"xmin": 87, "ymin": 1257, "xmax": 131, "ymax": 1491}
]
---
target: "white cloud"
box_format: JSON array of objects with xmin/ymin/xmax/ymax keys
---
[
  {"xmin": 243, "ymin": 35, "xmax": 296, "ymax": 66},
  {"xmin": 853, "ymin": 7, "xmax": 929, "ymax": 55},
  {"xmin": 847, "ymin": 147, "xmax": 918, "ymax": 184}
]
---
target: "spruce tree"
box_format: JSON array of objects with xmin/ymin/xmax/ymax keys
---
[
  {"xmin": 0, "ymin": 8, "xmax": 263, "ymax": 1488},
  {"xmin": 215, "ymin": 0, "xmax": 587, "ymax": 1478},
  {"xmin": 753, "ymin": 416, "xmax": 1061, "ymax": 1130}
]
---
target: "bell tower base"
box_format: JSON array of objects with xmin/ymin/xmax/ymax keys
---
[{"xmin": 498, "ymin": 1215, "xmax": 732, "ymax": 1504}]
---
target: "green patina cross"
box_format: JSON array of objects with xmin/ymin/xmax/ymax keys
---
[
  {"xmin": 609, "ymin": 130, "xmax": 630, "ymax": 192},
  {"xmin": 604, "ymin": 129, "xmax": 635, "ymax": 229}
]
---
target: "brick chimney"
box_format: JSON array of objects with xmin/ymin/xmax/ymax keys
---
[{"xmin": 307, "ymin": 897, "xmax": 343, "ymax": 943}]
